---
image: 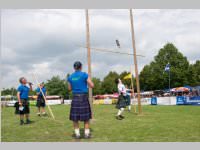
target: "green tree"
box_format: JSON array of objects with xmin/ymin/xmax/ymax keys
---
[
  {"xmin": 92, "ymin": 77, "xmax": 102, "ymax": 95},
  {"xmin": 140, "ymin": 43, "xmax": 190, "ymax": 90},
  {"xmin": 140, "ymin": 64, "xmax": 154, "ymax": 91},
  {"xmin": 193, "ymin": 60, "xmax": 200, "ymax": 85},
  {"xmin": 1, "ymin": 87, "xmax": 17, "ymax": 96},
  {"xmin": 188, "ymin": 60, "xmax": 200, "ymax": 86},
  {"xmin": 101, "ymin": 71, "xmax": 119, "ymax": 94},
  {"xmin": 45, "ymin": 76, "xmax": 68, "ymax": 98}
]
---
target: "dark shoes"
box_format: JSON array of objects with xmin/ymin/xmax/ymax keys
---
[
  {"xmin": 20, "ymin": 120, "xmax": 24, "ymax": 125},
  {"xmin": 84, "ymin": 134, "xmax": 91, "ymax": 139},
  {"xmin": 73, "ymin": 134, "xmax": 91, "ymax": 139},
  {"xmin": 20, "ymin": 119, "xmax": 31, "ymax": 125},
  {"xmin": 119, "ymin": 115, "xmax": 125, "ymax": 119},
  {"xmin": 26, "ymin": 119, "xmax": 31, "ymax": 124},
  {"xmin": 74, "ymin": 134, "xmax": 81, "ymax": 139},
  {"xmin": 116, "ymin": 116, "xmax": 122, "ymax": 120},
  {"xmin": 116, "ymin": 115, "xmax": 125, "ymax": 120}
]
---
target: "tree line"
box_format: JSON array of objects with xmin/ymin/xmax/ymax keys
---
[{"xmin": 1, "ymin": 43, "xmax": 200, "ymax": 98}]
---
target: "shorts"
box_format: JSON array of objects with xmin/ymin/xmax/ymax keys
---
[
  {"xmin": 14, "ymin": 99, "xmax": 30, "ymax": 115},
  {"xmin": 36, "ymin": 95, "xmax": 46, "ymax": 107}
]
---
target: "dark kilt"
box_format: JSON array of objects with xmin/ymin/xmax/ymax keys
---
[
  {"xmin": 14, "ymin": 99, "xmax": 30, "ymax": 115},
  {"xmin": 36, "ymin": 95, "xmax": 46, "ymax": 107},
  {"xmin": 125, "ymin": 95, "xmax": 131, "ymax": 106},
  {"xmin": 70, "ymin": 94, "xmax": 92, "ymax": 121},
  {"xmin": 116, "ymin": 94, "xmax": 127, "ymax": 109}
]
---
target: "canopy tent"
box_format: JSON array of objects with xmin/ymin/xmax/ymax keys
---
[
  {"xmin": 174, "ymin": 87, "xmax": 190, "ymax": 92},
  {"xmin": 184, "ymin": 85, "xmax": 193, "ymax": 92}
]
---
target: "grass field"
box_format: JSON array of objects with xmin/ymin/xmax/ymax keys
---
[{"xmin": 1, "ymin": 105, "xmax": 200, "ymax": 142}]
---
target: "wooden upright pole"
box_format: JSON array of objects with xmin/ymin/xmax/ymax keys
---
[
  {"xmin": 130, "ymin": 67, "xmax": 136, "ymax": 113},
  {"xmin": 85, "ymin": 9, "xmax": 93, "ymax": 117},
  {"xmin": 129, "ymin": 9, "xmax": 142, "ymax": 114}
]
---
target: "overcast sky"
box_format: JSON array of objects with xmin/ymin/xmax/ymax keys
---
[{"xmin": 1, "ymin": 9, "xmax": 200, "ymax": 89}]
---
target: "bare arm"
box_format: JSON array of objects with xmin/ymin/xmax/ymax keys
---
[
  {"xmin": 68, "ymin": 82, "xmax": 72, "ymax": 91},
  {"xmin": 87, "ymin": 77, "xmax": 94, "ymax": 88},
  {"xmin": 17, "ymin": 92, "xmax": 22, "ymax": 105}
]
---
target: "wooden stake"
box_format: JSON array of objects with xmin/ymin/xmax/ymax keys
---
[
  {"xmin": 129, "ymin": 9, "xmax": 142, "ymax": 114},
  {"xmin": 85, "ymin": 9, "xmax": 93, "ymax": 118},
  {"xmin": 130, "ymin": 67, "xmax": 136, "ymax": 113},
  {"xmin": 32, "ymin": 73, "xmax": 55, "ymax": 120}
]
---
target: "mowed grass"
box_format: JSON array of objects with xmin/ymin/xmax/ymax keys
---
[{"xmin": 1, "ymin": 104, "xmax": 200, "ymax": 142}]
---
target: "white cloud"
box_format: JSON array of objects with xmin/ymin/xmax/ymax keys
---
[{"xmin": 1, "ymin": 9, "xmax": 200, "ymax": 88}]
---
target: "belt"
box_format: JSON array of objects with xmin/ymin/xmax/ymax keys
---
[
  {"xmin": 73, "ymin": 93, "xmax": 88, "ymax": 95},
  {"xmin": 21, "ymin": 99, "xmax": 28, "ymax": 101}
]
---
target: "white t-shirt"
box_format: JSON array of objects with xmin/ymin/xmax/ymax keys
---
[{"xmin": 118, "ymin": 83, "xmax": 126, "ymax": 96}]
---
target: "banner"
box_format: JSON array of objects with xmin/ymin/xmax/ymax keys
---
[
  {"xmin": 64, "ymin": 100, "xmax": 72, "ymax": 105},
  {"xmin": 176, "ymin": 96, "xmax": 186, "ymax": 105},
  {"xmin": 104, "ymin": 98, "xmax": 112, "ymax": 104},
  {"xmin": 176, "ymin": 96, "xmax": 200, "ymax": 105},
  {"xmin": 46, "ymin": 100, "xmax": 62, "ymax": 105},
  {"xmin": 185, "ymin": 96, "xmax": 200, "ymax": 105}
]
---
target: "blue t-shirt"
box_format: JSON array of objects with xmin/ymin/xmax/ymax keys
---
[
  {"xmin": 36, "ymin": 87, "xmax": 46, "ymax": 96},
  {"xmin": 67, "ymin": 71, "xmax": 89, "ymax": 94},
  {"xmin": 17, "ymin": 84, "xmax": 30, "ymax": 99}
]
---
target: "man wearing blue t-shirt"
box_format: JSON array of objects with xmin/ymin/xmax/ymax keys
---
[
  {"xmin": 35, "ymin": 82, "xmax": 47, "ymax": 116},
  {"xmin": 67, "ymin": 61, "xmax": 94, "ymax": 139},
  {"xmin": 17, "ymin": 77, "xmax": 33, "ymax": 125}
]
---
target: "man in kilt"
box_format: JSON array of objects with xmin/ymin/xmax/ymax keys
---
[
  {"xmin": 115, "ymin": 79, "xmax": 127, "ymax": 120},
  {"xmin": 67, "ymin": 61, "xmax": 94, "ymax": 139},
  {"xmin": 35, "ymin": 82, "xmax": 46, "ymax": 116},
  {"xmin": 16, "ymin": 77, "xmax": 33, "ymax": 125}
]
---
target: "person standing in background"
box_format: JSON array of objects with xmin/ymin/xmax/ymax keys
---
[
  {"xmin": 17, "ymin": 77, "xmax": 33, "ymax": 125},
  {"xmin": 36, "ymin": 82, "xmax": 47, "ymax": 116}
]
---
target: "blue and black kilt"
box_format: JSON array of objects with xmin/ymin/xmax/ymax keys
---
[
  {"xmin": 125, "ymin": 95, "xmax": 131, "ymax": 106},
  {"xmin": 116, "ymin": 94, "xmax": 127, "ymax": 109},
  {"xmin": 70, "ymin": 94, "xmax": 92, "ymax": 121},
  {"xmin": 14, "ymin": 99, "xmax": 30, "ymax": 115},
  {"xmin": 36, "ymin": 95, "xmax": 46, "ymax": 107}
]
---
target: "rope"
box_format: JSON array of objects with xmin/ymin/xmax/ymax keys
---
[{"xmin": 79, "ymin": 45, "xmax": 145, "ymax": 57}]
